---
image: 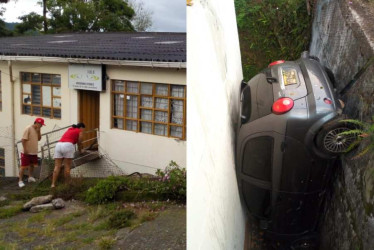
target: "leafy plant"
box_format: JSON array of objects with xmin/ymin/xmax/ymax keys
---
[
  {"xmin": 235, "ymin": 0, "xmax": 313, "ymax": 80},
  {"xmin": 85, "ymin": 176, "xmax": 129, "ymax": 204},
  {"xmin": 339, "ymin": 117, "xmax": 374, "ymax": 158},
  {"xmin": 107, "ymin": 209, "xmax": 136, "ymax": 229},
  {"xmin": 155, "ymin": 161, "xmax": 186, "ymax": 201}
]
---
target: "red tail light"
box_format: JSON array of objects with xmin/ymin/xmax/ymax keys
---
[
  {"xmin": 324, "ymin": 98, "xmax": 332, "ymax": 104},
  {"xmin": 272, "ymin": 97, "xmax": 294, "ymax": 115},
  {"xmin": 268, "ymin": 60, "xmax": 285, "ymax": 67}
]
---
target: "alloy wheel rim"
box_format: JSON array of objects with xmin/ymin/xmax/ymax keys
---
[{"xmin": 323, "ymin": 127, "xmax": 356, "ymax": 153}]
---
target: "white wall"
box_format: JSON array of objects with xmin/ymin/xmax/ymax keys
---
[
  {"xmin": 100, "ymin": 66, "xmax": 187, "ymax": 174},
  {"xmin": 187, "ymin": 0, "xmax": 246, "ymax": 249},
  {"xmin": 0, "ymin": 61, "xmax": 186, "ymax": 176}
]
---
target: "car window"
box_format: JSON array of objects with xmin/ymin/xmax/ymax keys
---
[
  {"xmin": 240, "ymin": 86, "xmax": 251, "ymax": 124},
  {"xmin": 242, "ymin": 136, "xmax": 273, "ymax": 182}
]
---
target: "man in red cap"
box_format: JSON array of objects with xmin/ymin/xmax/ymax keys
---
[{"xmin": 18, "ymin": 117, "xmax": 45, "ymax": 188}]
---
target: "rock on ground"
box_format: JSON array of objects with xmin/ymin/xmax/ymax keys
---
[
  {"xmin": 23, "ymin": 195, "xmax": 53, "ymax": 210},
  {"xmin": 52, "ymin": 198, "xmax": 65, "ymax": 209},
  {"xmin": 30, "ymin": 203, "xmax": 55, "ymax": 213}
]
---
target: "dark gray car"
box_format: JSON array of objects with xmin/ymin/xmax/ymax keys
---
[{"xmin": 236, "ymin": 52, "xmax": 355, "ymax": 244}]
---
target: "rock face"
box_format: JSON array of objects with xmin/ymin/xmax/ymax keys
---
[
  {"xmin": 52, "ymin": 198, "xmax": 65, "ymax": 209},
  {"xmin": 30, "ymin": 203, "xmax": 55, "ymax": 213},
  {"xmin": 23, "ymin": 195, "xmax": 53, "ymax": 210},
  {"xmin": 310, "ymin": 0, "xmax": 374, "ymax": 249}
]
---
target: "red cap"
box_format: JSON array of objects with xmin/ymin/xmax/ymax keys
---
[{"xmin": 34, "ymin": 117, "xmax": 46, "ymax": 126}]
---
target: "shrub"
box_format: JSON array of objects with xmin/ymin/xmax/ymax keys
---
[
  {"xmin": 107, "ymin": 209, "xmax": 136, "ymax": 229},
  {"xmin": 85, "ymin": 176, "xmax": 129, "ymax": 204},
  {"xmin": 155, "ymin": 161, "xmax": 186, "ymax": 201}
]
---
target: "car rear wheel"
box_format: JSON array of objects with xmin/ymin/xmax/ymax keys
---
[{"xmin": 316, "ymin": 119, "xmax": 358, "ymax": 155}]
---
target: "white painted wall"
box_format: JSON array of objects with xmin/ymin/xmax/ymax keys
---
[
  {"xmin": 187, "ymin": 0, "xmax": 246, "ymax": 249},
  {"xmin": 0, "ymin": 61, "xmax": 186, "ymax": 176}
]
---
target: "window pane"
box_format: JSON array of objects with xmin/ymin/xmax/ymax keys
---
[
  {"xmin": 33, "ymin": 106, "xmax": 41, "ymax": 115},
  {"xmin": 141, "ymin": 109, "xmax": 152, "ymax": 121},
  {"xmin": 23, "ymin": 84, "xmax": 31, "ymax": 93},
  {"xmin": 127, "ymin": 81, "xmax": 139, "ymax": 93},
  {"xmin": 52, "ymin": 75, "xmax": 61, "ymax": 85},
  {"xmin": 126, "ymin": 120, "xmax": 137, "ymax": 131},
  {"xmin": 171, "ymin": 85, "xmax": 185, "ymax": 97},
  {"xmin": 141, "ymin": 96, "xmax": 153, "ymax": 107},
  {"xmin": 171, "ymin": 100, "xmax": 184, "ymax": 124},
  {"xmin": 53, "ymin": 98, "xmax": 61, "ymax": 108},
  {"xmin": 53, "ymin": 109, "xmax": 61, "ymax": 118},
  {"xmin": 113, "ymin": 80, "xmax": 124, "ymax": 92},
  {"xmin": 23, "ymin": 95, "xmax": 31, "ymax": 104},
  {"xmin": 155, "ymin": 124, "xmax": 167, "ymax": 136},
  {"xmin": 42, "ymin": 108, "xmax": 51, "ymax": 117},
  {"xmin": 0, "ymin": 148, "xmax": 4, "ymax": 156},
  {"xmin": 155, "ymin": 111, "xmax": 168, "ymax": 123},
  {"xmin": 140, "ymin": 122, "xmax": 152, "ymax": 134},
  {"xmin": 141, "ymin": 83, "xmax": 153, "ymax": 94},
  {"xmin": 114, "ymin": 118, "xmax": 124, "ymax": 129},
  {"xmin": 242, "ymin": 136, "xmax": 273, "ymax": 181},
  {"xmin": 155, "ymin": 98, "xmax": 168, "ymax": 110},
  {"xmin": 22, "ymin": 73, "xmax": 31, "ymax": 82},
  {"xmin": 126, "ymin": 95, "xmax": 138, "ymax": 118},
  {"xmin": 42, "ymin": 74, "xmax": 51, "ymax": 84},
  {"xmin": 0, "ymin": 103, "xmax": 2, "ymax": 111},
  {"xmin": 32, "ymin": 73, "xmax": 41, "ymax": 83},
  {"xmin": 170, "ymin": 126, "xmax": 183, "ymax": 138},
  {"xmin": 155, "ymin": 84, "xmax": 168, "ymax": 96},
  {"xmin": 23, "ymin": 105, "xmax": 31, "ymax": 114},
  {"xmin": 42, "ymin": 86, "xmax": 52, "ymax": 106},
  {"xmin": 0, "ymin": 167, "xmax": 4, "ymax": 177},
  {"xmin": 114, "ymin": 94, "xmax": 124, "ymax": 116},
  {"xmin": 53, "ymin": 87, "xmax": 61, "ymax": 96},
  {"xmin": 31, "ymin": 85, "xmax": 41, "ymax": 104}
]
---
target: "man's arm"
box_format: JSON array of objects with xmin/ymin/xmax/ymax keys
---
[{"xmin": 36, "ymin": 127, "xmax": 41, "ymax": 141}]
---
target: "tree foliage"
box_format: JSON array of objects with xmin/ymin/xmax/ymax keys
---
[
  {"xmin": 235, "ymin": 0, "xmax": 313, "ymax": 80},
  {"xmin": 46, "ymin": 0, "xmax": 135, "ymax": 33},
  {"xmin": 15, "ymin": 12, "xmax": 43, "ymax": 35},
  {"xmin": 128, "ymin": 0, "xmax": 153, "ymax": 32}
]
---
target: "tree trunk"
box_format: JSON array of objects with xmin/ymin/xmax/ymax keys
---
[{"xmin": 43, "ymin": 0, "xmax": 48, "ymax": 32}]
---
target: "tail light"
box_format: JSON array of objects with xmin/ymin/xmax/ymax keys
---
[
  {"xmin": 268, "ymin": 60, "xmax": 285, "ymax": 67},
  {"xmin": 324, "ymin": 97, "xmax": 332, "ymax": 104},
  {"xmin": 272, "ymin": 97, "xmax": 294, "ymax": 115}
]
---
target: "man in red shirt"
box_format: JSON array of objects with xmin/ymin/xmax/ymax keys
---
[{"xmin": 19, "ymin": 118, "xmax": 45, "ymax": 188}]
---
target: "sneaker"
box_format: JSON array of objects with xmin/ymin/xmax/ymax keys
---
[
  {"xmin": 18, "ymin": 181, "xmax": 25, "ymax": 188},
  {"xmin": 28, "ymin": 177, "xmax": 36, "ymax": 183}
]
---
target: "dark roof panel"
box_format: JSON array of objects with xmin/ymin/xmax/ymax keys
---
[{"xmin": 0, "ymin": 32, "xmax": 186, "ymax": 62}]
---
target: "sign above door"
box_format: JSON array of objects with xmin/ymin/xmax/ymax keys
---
[{"xmin": 68, "ymin": 64, "xmax": 105, "ymax": 91}]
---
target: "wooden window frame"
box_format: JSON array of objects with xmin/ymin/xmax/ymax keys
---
[
  {"xmin": 21, "ymin": 72, "xmax": 62, "ymax": 119},
  {"xmin": 111, "ymin": 80, "xmax": 187, "ymax": 140},
  {"xmin": 0, "ymin": 147, "xmax": 4, "ymax": 177}
]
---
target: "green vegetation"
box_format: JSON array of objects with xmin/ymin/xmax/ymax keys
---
[
  {"xmin": 86, "ymin": 161, "xmax": 186, "ymax": 204},
  {"xmin": 107, "ymin": 209, "xmax": 136, "ymax": 229},
  {"xmin": 235, "ymin": 0, "xmax": 313, "ymax": 80},
  {"xmin": 339, "ymin": 118, "xmax": 374, "ymax": 158},
  {"xmin": 98, "ymin": 236, "xmax": 116, "ymax": 250},
  {"xmin": 0, "ymin": 205, "xmax": 23, "ymax": 219}
]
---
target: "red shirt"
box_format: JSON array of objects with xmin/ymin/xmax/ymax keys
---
[{"xmin": 59, "ymin": 127, "xmax": 81, "ymax": 144}]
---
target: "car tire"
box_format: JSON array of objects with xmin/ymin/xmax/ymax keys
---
[{"xmin": 316, "ymin": 119, "xmax": 358, "ymax": 156}]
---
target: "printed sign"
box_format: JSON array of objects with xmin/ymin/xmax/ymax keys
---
[{"xmin": 68, "ymin": 64, "xmax": 103, "ymax": 91}]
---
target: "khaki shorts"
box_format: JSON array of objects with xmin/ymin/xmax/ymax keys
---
[{"xmin": 54, "ymin": 142, "xmax": 75, "ymax": 159}]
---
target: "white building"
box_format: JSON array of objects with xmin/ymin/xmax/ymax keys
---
[{"xmin": 0, "ymin": 32, "xmax": 186, "ymax": 177}]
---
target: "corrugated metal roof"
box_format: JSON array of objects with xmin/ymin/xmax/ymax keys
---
[{"xmin": 0, "ymin": 32, "xmax": 186, "ymax": 62}]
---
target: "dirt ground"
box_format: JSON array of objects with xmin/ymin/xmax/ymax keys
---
[{"xmin": 0, "ymin": 178, "xmax": 186, "ymax": 250}]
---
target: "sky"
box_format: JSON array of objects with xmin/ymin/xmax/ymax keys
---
[{"xmin": 0, "ymin": 0, "xmax": 186, "ymax": 32}]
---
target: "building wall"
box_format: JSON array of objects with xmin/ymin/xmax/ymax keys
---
[
  {"xmin": 187, "ymin": 0, "xmax": 246, "ymax": 249},
  {"xmin": 310, "ymin": 0, "xmax": 374, "ymax": 249},
  {"xmin": 0, "ymin": 61, "xmax": 186, "ymax": 176}
]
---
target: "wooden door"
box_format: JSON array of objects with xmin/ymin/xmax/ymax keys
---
[{"xmin": 79, "ymin": 90, "xmax": 100, "ymax": 149}]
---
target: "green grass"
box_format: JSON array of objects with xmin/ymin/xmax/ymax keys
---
[
  {"xmin": 97, "ymin": 236, "xmax": 116, "ymax": 250},
  {"xmin": 0, "ymin": 205, "xmax": 23, "ymax": 219}
]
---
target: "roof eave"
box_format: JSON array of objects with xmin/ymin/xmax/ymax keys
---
[{"xmin": 0, "ymin": 55, "xmax": 186, "ymax": 69}]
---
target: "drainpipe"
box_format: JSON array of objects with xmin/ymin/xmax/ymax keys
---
[{"xmin": 8, "ymin": 60, "xmax": 16, "ymax": 176}]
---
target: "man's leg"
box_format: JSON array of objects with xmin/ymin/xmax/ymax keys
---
[{"xmin": 19, "ymin": 166, "xmax": 27, "ymax": 182}]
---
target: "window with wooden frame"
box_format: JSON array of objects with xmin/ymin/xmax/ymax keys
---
[
  {"xmin": 0, "ymin": 71, "xmax": 2, "ymax": 111},
  {"xmin": 0, "ymin": 148, "xmax": 4, "ymax": 177},
  {"xmin": 112, "ymin": 80, "xmax": 186, "ymax": 140},
  {"xmin": 21, "ymin": 72, "xmax": 62, "ymax": 119}
]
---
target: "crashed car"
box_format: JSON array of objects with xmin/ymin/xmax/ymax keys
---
[{"xmin": 236, "ymin": 52, "xmax": 355, "ymax": 244}]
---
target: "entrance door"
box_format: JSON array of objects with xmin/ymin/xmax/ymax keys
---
[{"xmin": 79, "ymin": 90, "xmax": 100, "ymax": 149}]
